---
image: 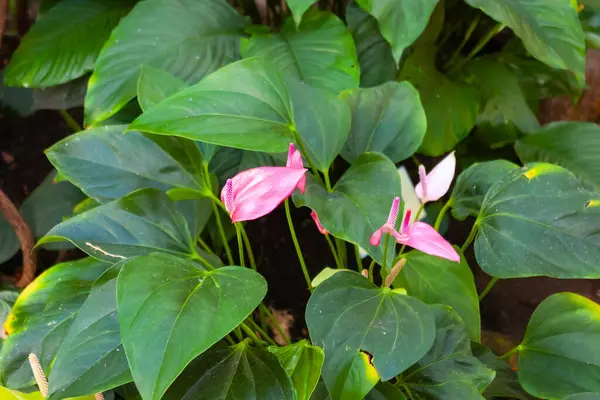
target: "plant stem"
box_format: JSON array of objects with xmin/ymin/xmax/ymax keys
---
[
  {"xmin": 240, "ymin": 322, "xmax": 265, "ymax": 345},
  {"xmin": 225, "ymin": 334, "xmax": 236, "ymax": 346},
  {"xmin": 284, "ymin": 199, "xmax": 313, "ymax": 292},
  {"xmin": 246, "ymin": 318, "xmax": 278, "ymax": 346},
  {"xmin": 461, "ymin": 222, "xmax": 479, "ymax": 253},
  {"xmin": 324, "ymin": 169, "xmax": 333, "ymax": 192},
  {"xmin": 414, "ymin": 202, "xmax": 426, "ymax": 222},
  {"xmin": 444, "ymin": 13, "xmax": 481, "ymax": 70},
  {"xmin": 368, "ymin": 259, "xmax": 376, "ymax": 283},
  {"xmin": 354, "ymin": 245, "xmax": 363, "ymax": 271},
  {"xmin": 382, "ymin": 234, "xmax": 391, "ymax": 270},
  {"xmin": 434, "ymin": 198, "xmax": 453, "ymax": 231},
  {"xmin": 211, "ymin": 200, "xmax": 234, "ymax": 265},
  {"xmin": 233, "ymin": 326, "xmax": 243, "ymax": 341},
  {"xmin": 191, "ymin": 251, "xmax": 215, "ymax": 270},
  {"xmin": 499, "ymin": 346, "xmax": 520, "ymax": 360},
  {"xmin": 260, "ymin": 304, "xmax": 291, "ymax": 344},
  {"xmin": 240, "ymin": 226, "xmax": 257, "ymax": 271},
  {"xmin": 325, "ymin": 234, "xmax": 343, "ymax": 269},
  {"xmin": 235, "ymin": 223, "xmax": 245, "ymax": 267},
  {"xmin": 59, "ymin": 109, "xmax": 82, "ymax": 132},
  {"xmin": 335, "ymin": 238, "xmax": 347, "ymax": 266},
  {"xmin": 478, "ymin": 277, "xmax": 499, "ymax": 301},
  {"xmin": 197, "ymin": 236, "xmax": 216, "ymax": 256},
  {"xmin": 450, "ymin": 23, "xmax": 505, "ymax": 73}
]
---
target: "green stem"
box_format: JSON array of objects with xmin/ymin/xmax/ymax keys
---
[
  {"xmin": 211, "ymin": 200, "xmax": 234, "ymax": 265},
  {"xmin": 335, "ymin": 238, "xmax": 347, "ymax": 266},
  {"xmin": 240, "ymin": 226, "xmax": 257, "ymax": 271},
  {"xmin": 260, "ymin": 304, "xmax": 291, "ymax": 344},
  {"xmin": 434, "ymin": 198, "xmax": 453, "ymax": 232},
  {"xmin": 191, "ymin": 251, "xmax": 215, "ymax": 270},
  {"xmin": 325, "ymin": 234, "xmax": 343, "ymax": 269},
  {"xmin": 197, "ymin": 236, "xmax": 216, "ymax": 256},
  {"xmin": 233, "ymin": 326, "xmax": 243, "ymax": 341},
  {"xmin": 246, "ymin": 318, "xmax": 277, "ymax": 346},
  {"xmin": 414, "ymin": 203, "xmax": 426, "ymax": 222},
  {"xmin": 499, "ymin": 346, "xmax": 520, "ymax": 360},
  {"xmin": 324, "ymin": 169, "xmax": 333, "ymax": 192},
  {"xmin": 235, "ymin": 223, "xmax": 245, "ymax": 267},
  {"xmin": 444, "ymin": 13, "xmax": 481, "ymax": 70},
  {"xmin": 382, "ymin": 234, "xmax": 391, "ymax": 270},
  {"xmin": 284, "ymin": 199, "xmax": 313, "ymax": 292},
  {"xmin": 461, "ymin": 222, "xmax": 479, "ymax": 253},
  {"xmin": 354, "ymin": 245, "xmax": 363, "ymax": 271},
  {"xmin": 368, "ymin": 259, "xmax": 376, "ymax": 283},
  {"xmin": 59, "ymin": 109, "xmax": 82, "ymax": 132},
  {"xmin": 225, "ymin": 334, "xmax": 236, "ymax": 346},
  {"xmin": 479, "ymin": 277, "xmax": 499, "ymax": 301},
  {"xmin": 449, "ymin": 23, "xmax": 505, "ymax": 74},
  {"xmin": 411, "ymin": 154, "xmax": 421, "ymax": 168},
  {"xmin": 291, "ymin": 127, "xmax": 324, "ymax": 185},
  {"xmin": 240, "ymin": 322, "xmax": 265, "ymax": 345}
]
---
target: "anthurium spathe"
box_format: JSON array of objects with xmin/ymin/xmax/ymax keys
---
[
  {"xmin": 221, "ymin": 143, "xmax": 307, "ymax": 222},
  {"xmin": 371, "ymin": 198, "xmax": 459, "ymax": 262},
  {"xmin": 415, "ymin": 152, "xmax": 456, "ymax": 203}
]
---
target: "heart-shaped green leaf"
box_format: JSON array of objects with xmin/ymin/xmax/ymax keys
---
[
  {"xmin": 306, "ymin": 270, "xmax": 435, "ymax": 399},
  {"xmin": 450, "ymin": 160, "xmax": 519, "ymax": 221},
  {"xmin": 241, "ymin": 10, "xmax": 359, "ymax": 94},
  {"xmin": 268, "ymin": 340, "xmax": 325, "ymax": 400},
  {"xmin": 209, "ymin": 146, "xmax": 279, "ymax": 186},
  {"xmin": 165, "ymin": 341, "xmax": 294, "ymax": 399},
  {"xmin": 471, "ymin": 343, "xmax": 529, "ymax": 400},
  {"xmin": 47, "ymin": 266, "xmax": 131, "ymax": 400},
  {"xmin": 3, "ymin": 0, "xmax": 134, "ymax": 87},
  {"xmin": 365, "ymin": 383, "xmax": 407, "ymax": 399},
  {"xmin": 137, "ymin": 66, "xmax": 186, "ymax": 112},
  {"xmin": 515, "ymin": 122, "xmax": 600, "ymax": 190},
  {"xmin": 517, "ymin": 293, "xmax": 600, "ymax": 399},
  {"xmin": 475, "ymin": 163, "xmax": 600, "ymax": 278},
  {"xmin": 84, "ymin": 0, "xmax": 246, "ymax": 124},
  {"xmin": 563, "ymin": 395, "xmax": 600, "ymax": 400},
  {"xmin": 346, "ymin": 4, "xmax": 396, "ymax": 88},
  {"xmin": 402, "ymin": 306, "xmax": 495, "ymax": 399},
  {"xmin": 46, "ymin": 125, "xmax": 209, "ymax": 202},
  {"xmin": 0, "ymin": 258, "xmax": 110, "ymax": 389},
  {"xmin": 117, "ymin": 253, "xmax": 267, "ymax": 400},
  {"xmin": 341, "ymin": 81, "xmax": 426, "ymax": 164},
  {"xmin": 20, "ymin": 170, "xmax": 86, "ymax": 250},
  {"xmin": 463, "ymin": 0, "xmax": 585, "ymax": 85},
  {"xmin": 38, "ymin": 189, "xmax": 196, "ymax": 262},
  {"xmin": 354, "ymin": 0, "xmax": 439, "ymax": 62},
  {"xmin": 0, "ymin": 387, "xmax": 95, "ymax": 400},
  {"xmin": 294, "ymin": 152, "xmax": 401, "ymax": 265},
  {"xmin": 399, "ymin": 45, "xmax": 479, "ymax": 156},
  {"xmin": 286, "ymin": 0, "xmax": 317, "ymax": 26},
  {"xmin": 393, "ymin": 249, "xmax": 480, "ymax": 341}
]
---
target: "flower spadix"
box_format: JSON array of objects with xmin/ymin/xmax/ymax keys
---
[
  {"xmin": 371, "ymin": 197, "xmax": 460, "ymax": 262},
  {"xmin": 415, "ymin": 152, "xmax": 456, "ymax": 203},
  {"xmin": 221, "ymin": 143, "xmax": 307, "ymax": 222}
]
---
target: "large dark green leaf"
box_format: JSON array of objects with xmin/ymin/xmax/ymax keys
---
[
  {"xmin": 3, "ymin": 0, "xmax": 134, "ymax": 87},
  {"xmin": 306, "ymin": 270, "xmax": 435, "ymax": 399},
  {"xmin": 517, "ymin": 293, "xmax": 600, "ymax": 399},
  {"xmin": 0, "ymin": 215, "xmax": 18, "ymax": 264},
  {"xmin": 137, "ymin": 66, "xmax": 186, "ymax": 112},
  {"xmin": 209, "ymin": 146, "xmax": 278, "ymax": 186},
  {"xmin": 84, "ymin": 0, "xmax": 246, "ymax": 124},
  {"xmin": 393, "ymin": 249, "xmax": 480, "ymax": 341},
  {"xmin": 165, "ymin": 341, "xmax": 294, "ymax": 399},
  {"xmin": 365, "ymin": 383, "xmax": 407, "ymax": 399},
  {"xmin": 130, "ymin": 58, "xmax": 350, "ymax": 169},
  {"xmin": 463, "ymin": 0, "xmax": 585, "ymax": 85},
  {"xmin": 474, "ymin": 163, "xmax": 600, "ymax": 278},
  {"xmin": 286, "ymin": 0, "xmax": 317, "ymax": 26},
  {"xmin": 471, "ymin": 343, "xmax": 529, "ymax": 400},
  {"xmin": 241, "ymin": 10, "xmax": 359, "ymax": 94},
  {"xmin": 268, "ymin": 340, "xmax": 325, "ymax": 400},
  {"xmin": 450, "ymin": 160, "xmax": 519, "ymax": 221},
  {"xmin": 340, "ymin": 81, "xmax": 426, "ymax": 164},
  {"xmin": 0, "ymin": 388, "xmax": 95, "ymax": 400},
  {"xmin": 515, "ymin": 122, "xmax": 600, "ymax": 190},
  {"xmin": 294, "ymin": 152, "xmax": 401, "ymax": 265},
  {"xmin": 465, "ymin": 58, "xmax": 539, "ymax": 137},
  {"xmin": 564, "ymin": 395, "xmax": 600, "ymax": 400},
  {"xmin": 47, "ymin": 266, "xmax": 131, "ymax": 400},
  {"xmin": 346, "ymin": 3, "xmax": 397, "ymax": 87},
  {"xmin": 354, "ymin": 0, "xmax": 439, "ymax": 62},
  {"xmin": 402, "ymin": 306, "xmax": 495, "ymax": 399},
  {"xmin": 46, "ymin": 125, "xmax": 208, "ymax": 202},
  {"xmin": 399, "ymin": 46, "xmax": 479, "ymax": 156},
  {"xmin": 0, "ymin": 258, "xmax": 110, "ymax": 389},
  {"xmin": 117, "ymin": 253, "xmax": 267, "ymax": 400},
  {"xmin": 20, "ymin": 170, "xmax": 87, "ymax": 250},
  {"xmin": 38, "ymin": 189, "xmax": 196, "ymax": 262}
]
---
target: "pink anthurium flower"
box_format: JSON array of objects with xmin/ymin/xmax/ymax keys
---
[
  {"xmin": 370, "ymin": 198, "xmax": 460, "ymax": 263},
  {"xmin": 415, "ymin": 152, "xmax": 456, "ymax": 203},
  {"xmin": 221, "ymin": 143, "xmax": 307, "ymax": 223},
  {"xmin": 311, "ymin": 210, "xmax": 328, "ymax": 235}
]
